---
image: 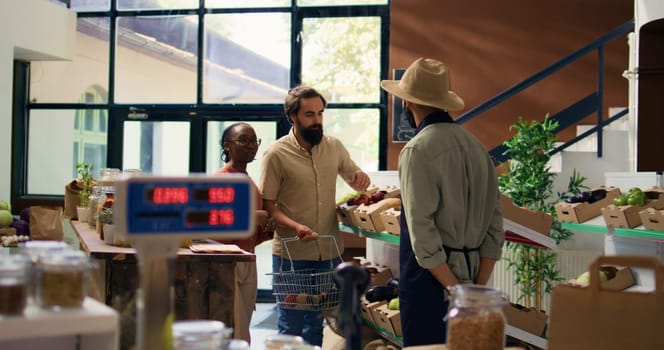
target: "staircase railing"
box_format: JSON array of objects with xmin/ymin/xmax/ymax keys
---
[{"xmin": 454, "ymin": 20, "xmax": 634, "ymax": 165}]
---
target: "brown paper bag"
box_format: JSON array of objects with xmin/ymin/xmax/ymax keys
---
[
  {"xmin": 64, "ymin": 179, "xmax": 82, "ymax": 219},
  {"xmin": 548, "ymin": 255, "xmax": 664, "ymax": 350},
  {"xmin": 29, "ymin": 206, "xmax": 64, "ymax": 241}
]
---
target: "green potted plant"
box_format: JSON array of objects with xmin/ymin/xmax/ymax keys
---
[
  {"xmin": 76, "ymin": 162, "xmax": 94, "ymax": 222},
  {"xmin": 498, "ymin": 115, "xmax": 588, "ymax": 310}
]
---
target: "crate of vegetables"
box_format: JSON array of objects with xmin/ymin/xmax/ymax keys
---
[
  {"xmin": 555, "ymin": 186, "xmax": 620, "ymax": 223},
  {"xmin": 601, "ymin": 187, "xmax": 664, "ymax": 228}
]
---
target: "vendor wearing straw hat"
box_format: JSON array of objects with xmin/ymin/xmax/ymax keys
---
[{"xmin": 380, "ymin": 58, "xmax": 505, "ymax": 346}]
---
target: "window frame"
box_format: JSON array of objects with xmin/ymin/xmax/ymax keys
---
[{"xmin": 11, "ymin": 2, "xmax": 390, "ymax": 209}]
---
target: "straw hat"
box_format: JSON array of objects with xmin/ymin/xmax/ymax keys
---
[{"xmin": 381, "ymin": 57, "xmax": 465, "ymax": 112}]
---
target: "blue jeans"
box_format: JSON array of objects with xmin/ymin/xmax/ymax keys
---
[{"xmin": 272, "ymin": 255, "xmax": 340, "ymax": 346}]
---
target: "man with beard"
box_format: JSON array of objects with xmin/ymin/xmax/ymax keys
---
[
  {"xmin": 380, "ymin": 58, "xmax": 504, "ymax": 346},
  {"xmin": 260, "ymin": 85, "xmax": 371, "ymax": 346}
]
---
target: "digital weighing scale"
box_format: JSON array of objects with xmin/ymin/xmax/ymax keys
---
[{"xmin": 115, "ymin": 174, "xmax": 255, "ymax": 350}]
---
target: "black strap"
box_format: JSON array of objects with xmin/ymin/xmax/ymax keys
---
[{"xmin": 443, "ymin": 244, "xmax": 480, "ymax": 278}]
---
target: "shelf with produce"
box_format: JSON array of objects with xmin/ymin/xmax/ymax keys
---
[
  {"xmin": 341, "ymin": 219, "xmax": 555, "ymax": 249},
  {"xmin": 560, "ymin": 216, "xmax": 609, "ymax": 234},
  {"xmin": 505, "ymin": 325, "xmax": 547, "ymax": 349},
  {"xmin": 339, "ymin": 224, "xmax": 400, "ymax": 245},
  {"xmin": 362, "ymin": 318, "xmax": 403, "ymax": 347},
  {"xmin": 562, "ymin": 215, "xmax": 664, "ymax": 241}
]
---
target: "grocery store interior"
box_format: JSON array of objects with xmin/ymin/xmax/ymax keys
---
[{"xmin": 1, "ymin": 0, "xmax": 663, "ymax": 349}]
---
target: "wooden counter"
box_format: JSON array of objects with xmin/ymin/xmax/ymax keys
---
[{"xmin": 70, "ymin": 220, "xmax": 255, "ymax": 346}]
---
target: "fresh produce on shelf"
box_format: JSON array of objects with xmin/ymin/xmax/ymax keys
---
[
  {"xmin": 365, "ymin": 285, "xmax": 398, "ymax": 303},
  {"xmin": 564, "ymin": 188, "xmax": 607, "ymax": 204}
]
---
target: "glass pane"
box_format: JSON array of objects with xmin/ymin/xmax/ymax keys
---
[
  {"xmin": 323, "ymin": 108, "xmax": 380, "ymax": 200},
  {"xmin": 115, "ymin": 16, "xmax": 198, "ymax": 104},
  {"xmin": 302, "ymin": 17, "xmax": 381, "ymax": 103},
  {"xmin": 117, "ymin": 0, "xmax": 197, "ymax": 10},
  {"xmin": 123, "ymin": 121, "xmax": 190, "ymax": 175},
  {"xmin": 298, "ymin": 0, "xmax": 387, "ymax": 6},
  {"xmin": 29, "ymin": 18, "xmax": 110, "ymax": 103},
  {"xmin": 203, "ymin": 13, "xmax": 291, "ymax": 103},
  {"xmin": 206, "ymin": 121, "xmax": 278, "ymax": 181},
  {"xmin": 206, "ymin": 0, "xmax": 289, "ymax": 8},
  {"xmin": 70, "ymin": 0, "xmax": 110, "ymax": 11},
  {"xmin": 28, "ymin": 109, "xmax": 108, "ymax": 195}
]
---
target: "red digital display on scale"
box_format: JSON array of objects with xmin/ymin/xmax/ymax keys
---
[
  {"xmin": 149, "ymin": 187, "xmax": 189, "ymax": 204},
  {"xmin": 146, "ymin": 186, "xmax": 239, "ymax": 227},
  {"xmin": 186, "ymin": 209, "xmax": 234, "ymax": 226},
  {"xmin": 148, "ymin": 187, "xmax": 236, "ymax": 204}
]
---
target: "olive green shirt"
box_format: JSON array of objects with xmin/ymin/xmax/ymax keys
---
[
  {"xmin": 260, "ymin": 129, "xmax": 362, "ymax": 261},
  {"xmin": 399, "ymin": 122, "xmax": 504, "ymax": 282}
]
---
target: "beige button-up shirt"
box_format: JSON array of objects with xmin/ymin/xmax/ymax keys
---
[{"xmin": 260, "ymin": 129, "xmax": 362, "ymax": 261}]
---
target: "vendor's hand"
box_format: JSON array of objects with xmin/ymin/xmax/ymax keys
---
[{"xmin": 348, "ymin": 171, "xmax": 371, "ymax": 191}]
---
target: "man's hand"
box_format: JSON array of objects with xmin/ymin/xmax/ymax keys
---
[
  {"xmin": 295, "ymin": 224, "xmax": 319, "ymax": 241},
  {"xmin": 348, "ymin": 171, "xmax": 371, "ymax": 191}
]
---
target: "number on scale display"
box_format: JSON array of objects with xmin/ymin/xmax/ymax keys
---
[{"xmin": 148, "ymin": 187, "xmax": 235, "ymax": 204}]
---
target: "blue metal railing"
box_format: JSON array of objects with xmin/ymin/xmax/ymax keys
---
[{"xmin": 455, "ymin": 20, "xmax": 634, "ymax": 165}]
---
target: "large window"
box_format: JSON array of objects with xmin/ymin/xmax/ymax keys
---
[{"xmin": 17, "ymin": 0, "xmax": 389, "ymax": 202}]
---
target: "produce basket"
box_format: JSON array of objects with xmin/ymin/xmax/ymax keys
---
[{"xmin": 268, "ymin": 235, "xmax": 341, "ymax": 311}]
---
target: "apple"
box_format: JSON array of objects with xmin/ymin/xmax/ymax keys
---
[
  {"xmin": 284, "ymin": 294, "xmax": 297, "ymax": 307},
  {"xmin": 0, "ymin": 200, "xmax": 10, "ymax": 212},
  {"xmin": 370, "ymin": 191, "xmax": 385, "ymax": 203}
]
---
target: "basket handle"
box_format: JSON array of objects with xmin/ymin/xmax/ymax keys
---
[{"xmin": 280, "ymin": 235, "xmax": 342, "ymax": 272}]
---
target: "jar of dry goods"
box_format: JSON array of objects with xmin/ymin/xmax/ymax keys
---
[
  {"xmin": 36, "ymin": 250, "xmax": 90, "ymax": 309},
  {"xmin": 264, "ymin": 334, "xmax": 305, "ymax": 350},
  {"xmin": 172, "ymin": 320, "xmax": 229, "ymax": 350},
  {"xmin": 445, "ymin": 284, "xmax": 506, "ymax": 350},
  {"xmin": 0, "ymin": 255, "xmax": 31, "ymax": 316}
]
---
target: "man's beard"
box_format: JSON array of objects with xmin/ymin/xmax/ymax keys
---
[{"xmin": 299, "ymin": 123, "xmax": 324, "ymax": 145}]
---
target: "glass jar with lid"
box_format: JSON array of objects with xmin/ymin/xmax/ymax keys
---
[
  {"xmin": 99, "ymin": 168, "xmax": 121, "ymax": 186},
  {"xmin": 36, "ymin": 250, "xmax": 91, "ymax": 310},
  {"xmin": 0, "ymin": 255, "xmax": 31, "ymax": 316},
  {"xmin": 88, "ymin": 185, "xmax": 103, "ymax": 228},
  {"xmin": 172, "ymin": 320, "xmax": 229, "ymax": 350},
  {"xmin": 264, "ymin": 334, "xmax": 305, "ymax": 350},
  {"xmin": 445, "ymin": 284, "xmax": 507, "ymax": 350}
]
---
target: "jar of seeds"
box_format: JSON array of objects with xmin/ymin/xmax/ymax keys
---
[
  {"xmin": 36, "ymin": 250, "xmax": 91, "ymax": 310},
  {"xmin": 445, "ymin": 284, "xmax": 506, "ymax": 350}
]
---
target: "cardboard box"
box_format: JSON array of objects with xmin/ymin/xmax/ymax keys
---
[
  {"xmin": 366, "ymin": 300, "xmax": 388, "ymax": 325},
  {"xmin": 640, "ymin": 207, "xmax": 664, "ymax": 231},
  {"xmin": 502, "ymin": 303, "xmax": 548, "ymax": 336},
  {"xmin": 363, "ymin": 264, "xmax": 393, "ymax": 287},
  {"xmin": 336, "ymin": 204, "xmax": 359, "ymax": 226},
  {"xmin": 601, "ymin": 189, "xmax": 664, "ymax": 228},
  {"xmin": 379, "ymin": 207, "xmax": 401, "ymax": 235},
  {"xmin": 0, "ymin": 227, "xmax": 17, "ymax": 236},
  {"xmin": 360, "ymin": 295, "xmax": 378, "ymax": 323},
  {"xmin": 555, "ymin": 186, "xmax": 621, "ymax": 223},
  {"xmin": 501, "ymin": 194, "xmax": 554, "ymax": 235},
  {"xmin": 355, "ymin": 198, "xmax": 401, "ymax": 232},
  {"xmin": 565, "ymin": 265, "xmax": 636, "ymax": 291},
  {"xmin": 373, "ymin": 303, "xmax": 401, "ymax": 336}
]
